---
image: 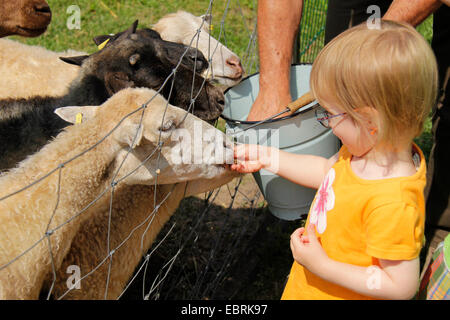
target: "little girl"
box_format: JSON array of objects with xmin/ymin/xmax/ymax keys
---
[{"xmin": 231, "ymin": 20, "xmax": 438, "ymax": 300}]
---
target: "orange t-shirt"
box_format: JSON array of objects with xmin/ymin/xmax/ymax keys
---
[{"xmin": 281, "ymin": 145, "xmax": 426, "ymax": 300}]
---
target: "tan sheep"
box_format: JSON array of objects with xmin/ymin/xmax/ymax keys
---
[
  {"xmin": 0, "ymin": 11, "xmax": 243, "ymax": 99},
  {"xmin": 0, "ymin": 87, "xmax": 237, "ymax": 299},
  {"xmin": 48, "ymin": 169, "xmax": 235, "ymax": 300},
  {"xmin": 0, "ymin": 39, "xmax": 83, "ymax": 99}
]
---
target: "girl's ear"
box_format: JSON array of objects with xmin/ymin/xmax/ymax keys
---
[{"xmin": 355, "ymin": 106, "xmax": 379, "ymax": 130}]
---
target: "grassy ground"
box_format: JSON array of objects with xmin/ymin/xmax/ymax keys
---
[{"xmin": 12, "ymin": 0, "xmax": 257, "ymax": 58}]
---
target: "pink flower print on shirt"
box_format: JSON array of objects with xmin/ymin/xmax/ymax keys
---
[{"xmin": 310, "ymin": 168, "xmax": 335, "ymax": 234}]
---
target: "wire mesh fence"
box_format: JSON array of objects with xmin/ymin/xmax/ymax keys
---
[
  {"xmin": 0, "ymin": 0, "xmax": 329, "ymax": 300},
  {"xmin": 295, "ymin": 0, "xmax": 328, "ymax": 63}
]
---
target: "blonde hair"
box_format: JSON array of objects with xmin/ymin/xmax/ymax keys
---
[{"xmin": 310, "ymin": 20, "xmax": 438, "ymax": 150}]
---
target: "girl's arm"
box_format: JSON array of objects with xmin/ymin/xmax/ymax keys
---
[
  {"xmin": 232, "ymin": 144, "xmax": 338, "ymax": 189},
  {"xmin": 291, "ymin": 225, "xmax": 420, "ymax": 300}
]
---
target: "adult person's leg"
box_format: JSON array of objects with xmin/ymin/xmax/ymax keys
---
[{"xmin": 247, "ymin": 0, "xmax": 303, "ymax": 121}]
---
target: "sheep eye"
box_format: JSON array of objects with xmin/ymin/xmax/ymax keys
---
[{"xmin": 158, "ymin": 119, "xmax": 176, "ymax": 132}]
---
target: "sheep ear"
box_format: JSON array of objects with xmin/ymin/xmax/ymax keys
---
[
  {"xmin": 93, "ymin": 34, "xmax": 112, "ymax": 46},
  {"xmin": 60, "ymin": 55, "xmax": 90, "ymax": 66},
  {"xmin": 120, "ymin": 20, "xmax": 139, "ymax": 39},
  {"xmin": 54, "ymin": 106, "xmax": 99, "ymax": 124},
  {"xmin": 114, "ymin": 120, "xmax": 143, "ymax": 149},
  {"xmin": 129, "ymin": 20, "xmax": 139, "ymax": 34}
]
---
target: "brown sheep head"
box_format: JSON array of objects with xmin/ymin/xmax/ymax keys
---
[
  {"xmin": 0, "ymin": 0, "xmax": 51, "ymax": 37},
  {"xmin": 60, "ymin": 21, "xmax": 225, "ymax": 122}
]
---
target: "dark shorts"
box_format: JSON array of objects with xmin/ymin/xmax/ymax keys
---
[{"xmin": 324, "ymin": 0, "xmax": 392, "ymax": 44}]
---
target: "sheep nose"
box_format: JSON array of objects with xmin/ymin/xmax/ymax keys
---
[
  {"xmin": 226, "ymin": 57, "xmax": 243, "ymax": 79},
  {"xmin": 34, "ymin": 2, "xmax": 52, "ymax": 16},
  {"xmin": 216, "ymin": 95, "xmax": 225, "ymax": 108}
]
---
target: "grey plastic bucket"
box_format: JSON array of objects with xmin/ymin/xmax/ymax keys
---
[{"xmin": 222, "ymin": 64, "xmax": 340, "ymax": 221}]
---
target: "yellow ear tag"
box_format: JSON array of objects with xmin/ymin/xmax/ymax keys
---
[
  {"xmin": 75, "ymin": 113, "xmax": 83, "ymax": 124},
  {"xmin": 97, "ymin": 38, "xmax": 110, "ymax": 51},
  {"xmin": 209, "ymin": 24, "xmax": 214, "ymax": 32}
]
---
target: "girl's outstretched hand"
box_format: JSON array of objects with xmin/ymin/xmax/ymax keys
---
[{"xmin": 230, "ymin": 144, "xmax": 272, "ymax": 173}]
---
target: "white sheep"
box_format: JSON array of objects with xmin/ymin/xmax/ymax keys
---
[
  {"xmin": 0, "ymin": 11, "xmax": 243, "ymax": 100},
  {"xmin": 153, "ymin": 10, "xmax": 244, "ymax": 87},
  {"xmin": 0, "ymin": 87, "xmax": 237, "ymax": 299}
]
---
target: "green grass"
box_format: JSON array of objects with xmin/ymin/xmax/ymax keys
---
[
  {"xmin": 12, "ymin": 0, "xmax": 257, "ymax": 59},
  {"xmin": 417, "ymin": 15, "xmax": 434, "ymax": 44}
]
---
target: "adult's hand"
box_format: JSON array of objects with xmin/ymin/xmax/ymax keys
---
[{"xmin": 247, "ymin": 86, "xmax": 292, "ymax": 121}]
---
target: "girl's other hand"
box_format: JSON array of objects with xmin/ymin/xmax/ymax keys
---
[{"xmin": 290, "ymin": 224, "xmax": 329, "ymax": 274}]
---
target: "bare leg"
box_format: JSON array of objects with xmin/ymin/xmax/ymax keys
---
[{"xmin": 247, "ymin": 0, "xmax": 303, "ymax": 121}]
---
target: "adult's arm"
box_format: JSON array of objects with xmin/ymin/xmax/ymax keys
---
[
  {"xmin": 246, "ymin": 0, "xmax": 303, "ymax": 121},
  {"xmin": 383, "ymin": 0, "xmax": 442, "ymax": 26}
]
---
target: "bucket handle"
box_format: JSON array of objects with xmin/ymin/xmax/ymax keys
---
[{"xmin": 228, "ymin": 92, "xmax": 316, "ymax": 136}]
